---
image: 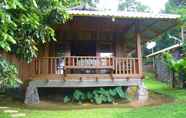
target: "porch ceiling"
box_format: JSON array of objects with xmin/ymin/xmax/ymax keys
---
[{"xmin": 66, "ymin": 10, "xmax": 181, "ymax": 42}]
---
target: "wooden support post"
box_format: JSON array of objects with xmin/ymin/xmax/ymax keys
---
[{"xmin": 136, "ymin": 33, "xmax": 143, "ymax": 75}]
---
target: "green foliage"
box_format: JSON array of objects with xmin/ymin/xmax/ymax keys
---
[
  {"xmin": 80, "ymin": 0, "xmax": 96, "ymax": 7},
  {"xmin": 0, "ymin": 112, "xmax": 11, "ymax": 118},
  {"xmin": 144, "ymin": 0, "xmax": 185, "ymax": 56},
  {"xmin": 63, "ymin": 96, "xmax": 71, "ymax": 103},
  {"xmin": 0, "ymin": 0, "xmax": 78, "ymax": 62},
  {"xmin": 0, "ymin": 58, "xmax": 22, "ymax": 90},
  {"xmin": 163, "ymin": 52, "xmax": 186, "ymax": 80},
  {"xmin": 73, "ymin": 90, "xmax": 86, "ymax": 103},
  {"xmin": 118, "ymin": 0, "xmax": 151, "ymax": 12},
  {"xmin": 114, "ymin": 87, "xmax": 126, "ymax": 98},
  {"xmin": 64, "ymin": 87, "xmax": 127, "ymax": 104},
  {"xmin": 163, "ymin": 52, "xmax": 178, "ymax": 72},
  {"xmin": 165, "ymin": 0, "xmax": 186, "ymax": 30},
  {"xmin": 180, "ymin": 42, "xmax": 186, "ymax": 55}
]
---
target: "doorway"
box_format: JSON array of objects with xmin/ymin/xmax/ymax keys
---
[{"xmin": 71, "ymin": 40, "xmax": 96, "ymax": 56}]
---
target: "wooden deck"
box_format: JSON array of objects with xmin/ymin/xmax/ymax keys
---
[
  {"xmin": 31, "ymin": 74, "xmax": 143, "ymax": 80},
  {"xmin": 29, "ymin": 79, "xmax": 142, "ymax": 88}
]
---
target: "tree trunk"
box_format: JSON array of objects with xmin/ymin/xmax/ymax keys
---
[{"xmin": 172, "ymin": 71, "xmax": 176, "ymax": 88}]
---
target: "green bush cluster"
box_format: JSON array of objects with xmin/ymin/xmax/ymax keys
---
[
  {"xmin": 64, "ymin": 87, "xmax": 127, "ymax": 104},
  {"xmin": 0, "ymin": 58, "xmax": 21, "ymax": 91},
  {"xmin": 164, "ymin": 52, "xmax": 186, "ymax": 80}
]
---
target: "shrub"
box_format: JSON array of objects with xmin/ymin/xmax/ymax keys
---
[
  {"xmin": 63, "ymin": 87, "xmax": 128, "ymax": 104},
  {"xmin": 164, "ymin": 52, "xmax": 186, "ymax": 80},
  {"xmin": 0, "ymin": 58, "xmax": 22, "ymax": 91}
]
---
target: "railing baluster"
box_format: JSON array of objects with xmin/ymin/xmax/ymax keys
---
[
  {"xmin": 115, "ymin": 58, "xmax": 117, "ymax": 74},
  {"xmin": 124, "ymin": 59, "xmax": 126, "ymax": 74},
  {"xmin": 75, "ymin": 56, "xmax": 76, "ymax": 67},
  {"xmin": 54, "ymin": 58, "xmax": 56, "ymax": 74},
  {"xmin": 112, "ymin": 57, "xmax": 114, "ymax": 70},
  {"xmin": 120, "ymin": 58, "xmax": 122, "ymax": 74},
  {"xmin": 122, "ymin": 58, "xmax": 124, "ymax": 74},
  {"xmin": 35, "ymin": 59, "xmax": 38, "ymax": 74},
  {"xmin": 50, "ymin": 58, "xmax": 52, "ymax": 74},
  {"xmin": 68, "ymin": 57, "xmax": 71, "ymax": 67},
  {"xmin": 118, "ymin": 58, "xmax": 120, "ymax": 74},
  {"xmin": 121, "ymin": 58, "xmax": 123, "ymax": 74},
  {"xmin": 128, "ymin": 58, "xmax": 130, "ymax": 75},
  {"xmin": 38, "ymin": 59, "xmax": 40, "ymax": 74},
  {"xmin": 108, "ymin": 57, "xmax": 110, "ymax": 67},
  {"xmin": 45, "ymin": 58, "xmax": 50, "ymax": 74},
  {"xmin": 130, "ymin": 59, "xmax": 132, "ymax": 74},
  {"xmin": 133, "ymin": 59, "xmax": 136, "ymax": 74},
  {"xmin": 126, "ymin": 58, "xmax": 128, "ymax": 75}
]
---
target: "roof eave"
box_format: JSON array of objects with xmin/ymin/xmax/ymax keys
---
[{"xmin": 67, "ymin": 10, "xmax": 181, "ymax": 20}]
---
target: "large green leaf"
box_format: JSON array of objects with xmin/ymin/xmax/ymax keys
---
[{"xmin": 0, "ymin": 0, "xmax": 78, "ymax": 62}]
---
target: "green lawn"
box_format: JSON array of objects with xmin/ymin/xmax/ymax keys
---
[
  {"xmin": 1, "ymin": 72, "xmax": 186, "ymax": 118},
  {"xmin": 0, "ymin": 112, "xmax": 10, "ymax": 118},
  {"xmin": 19, "ymin": 103, "xmax": 186, "ymax": 118},
  {"xmin": 2, "ymin": 103, "xmax": 186, "ymax": 118},
  {"xmin": 144, "ymin": 72, "xmax": 186, "ymax": 101}
]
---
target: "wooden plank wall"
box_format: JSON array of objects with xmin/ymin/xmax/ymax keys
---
[{"xmin": 56, "ymin": 30, "xmax": 134, "ymax": 57}]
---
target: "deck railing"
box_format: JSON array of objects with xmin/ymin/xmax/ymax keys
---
[
  {"xmin": 65, "ymin": 56, "xmax": 113, "ymax": 69},
  {"xmin": 34, "ymin": 56, "xmax": 140, "ymax": 75}
]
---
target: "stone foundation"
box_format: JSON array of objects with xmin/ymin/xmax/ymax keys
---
[
  {"xmin": 136, "ymin": 83, "xmax": 149, "ymax": 102},
  {"xmin": 24, "ymin": 86, "xmax": 40, "ymax": 104},
  {"xmin": 24, "ymin": 79, "xmax": 144, "ymax": 104}
]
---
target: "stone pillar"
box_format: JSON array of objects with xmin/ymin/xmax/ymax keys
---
[
  {"xmin": 136, "ymin": 82, "xmax": 148, "ymax": 102},
  {"xmin": 24, "ymin": 86, "xmax": 40, "ymax": 104}
]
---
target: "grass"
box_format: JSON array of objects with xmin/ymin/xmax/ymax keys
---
[
  {"xmin": 0, "ymin": 112, "xmax": 11, "ymax": 118},
  {"xmin": 19, "ymin": 103, "xmax": 186, "ymax": 118},
  {"xmin": 1, "ymin": 72, "xmax": 186, "ymax": 118},
  {"xmin": 21, "ymin": 104, "xmax": 186, "ymax": 118},
  {"xmin": 144, "ymin": 72, "xmax": 186, "ymax": 101}
]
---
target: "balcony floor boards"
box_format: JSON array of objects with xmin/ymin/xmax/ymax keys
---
[{"xmin": 28, "ymin": 74, "xmax": 142, "ymax": 87}]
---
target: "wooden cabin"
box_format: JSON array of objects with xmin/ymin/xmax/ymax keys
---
[{"xmin": 4, "ymin": 7, "xmax": 180, "ymax": 104}]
